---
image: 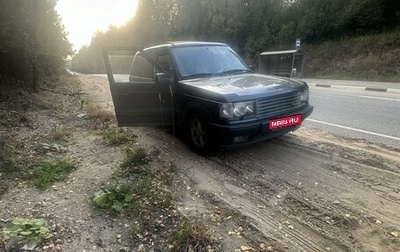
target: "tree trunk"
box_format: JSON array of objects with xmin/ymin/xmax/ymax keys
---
[{"xmin": 32, "ymin": 55, "xmax": 39, "ymax": 92}]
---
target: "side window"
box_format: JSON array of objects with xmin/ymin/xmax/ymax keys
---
[{"xmin": 129, "ymin": 53, "xmax": 155, "ymax": 83}]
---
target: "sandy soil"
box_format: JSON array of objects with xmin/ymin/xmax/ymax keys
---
[{"xmin": 1, "ymin": 75, "xmax": 399, "ymax": 251}]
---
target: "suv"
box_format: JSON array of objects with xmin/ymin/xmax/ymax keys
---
[{"xmin": 103, "ymin": 42, "xmax": 313, "ymax": 154}]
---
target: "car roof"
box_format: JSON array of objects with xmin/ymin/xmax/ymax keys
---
[{"xmin": 144, "ymin": 41, "xmax": 228, "ymax": 51}]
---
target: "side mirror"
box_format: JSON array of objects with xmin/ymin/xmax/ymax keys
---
[{"xmin": 155, "ymin": 72, "xmax": 173, "ymax": 85}]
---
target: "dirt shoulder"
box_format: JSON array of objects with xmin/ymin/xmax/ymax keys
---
[{"xmin": 1, "ymin": 75, "xmax": 400, "ymax": 252}]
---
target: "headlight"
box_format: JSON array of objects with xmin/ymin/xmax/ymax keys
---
[
  {"xmin": 220, "ymin": 101, "xmax": 255, "ymax": 119},
  {"xmin": 300, "ymin": 89, "xmax": 309, "ymax": 102}
]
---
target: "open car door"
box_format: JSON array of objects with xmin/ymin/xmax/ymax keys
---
[{"xmin": 103, "ymin": 47, "xmax": 174, "ymax": 126}]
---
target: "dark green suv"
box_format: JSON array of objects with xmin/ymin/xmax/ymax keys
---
[{"xmin": 103, "ymin": 42, "xmax": 313, "ymax": 154}]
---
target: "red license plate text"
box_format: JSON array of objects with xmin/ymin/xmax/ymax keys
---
[{"xmin": 268, "ymin": 115, "xmax": 302, "ymax": 130}]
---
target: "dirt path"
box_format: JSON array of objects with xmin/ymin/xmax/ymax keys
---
[{"xmin": 1, "ymin": 75, "xmax": 399, "ymax": 251}]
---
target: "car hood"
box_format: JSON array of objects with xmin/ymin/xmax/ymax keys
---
[{"xmin": 180, "ymin": 74, "xmax": 306, "ymax": 99}]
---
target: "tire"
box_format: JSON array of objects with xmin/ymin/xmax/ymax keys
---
[{"xmin": 186, "ymin": 112, "xmax": 213, "ymax": 155}]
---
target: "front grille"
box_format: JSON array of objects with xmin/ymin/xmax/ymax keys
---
[{"xmin": 256, "ymin": 91, "xmax": 301, "ymax": 118}]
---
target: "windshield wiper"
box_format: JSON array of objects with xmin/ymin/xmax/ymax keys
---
[
  {"xmin": 182, "ymin": 73, "xmax": 219, "ymax": 79},
  {"xmin": 221, "ymin": 69, "xmax": 252, "ymax": 75}
]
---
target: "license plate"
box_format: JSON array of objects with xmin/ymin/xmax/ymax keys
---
[{"xmin": 268, "ymin": 115, "xmax": 302, "ymax": 130}]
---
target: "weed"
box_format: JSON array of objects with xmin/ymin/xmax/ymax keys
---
[
  {"xmin": 0, "ymin": 137, "xmax": 21, "ymax": 196},
  {"xmin": 33, "ymin": 159, "xmax": 75, "ymax": 190},
  {"xmin": 103, "ymin": 127, "xmax": 137, "ymax": 146},
  {"xmin": 169, "ymin": 218, "xmax": 221, "ymax": 252},
  {"xmin": 92, "ymin": 183, "xmax": 137, "ymax": 214},
  {"xmin": 2, "ymin": 218, "xmax": 52, "ymax": 250},
  {"xmin": 50, "ymin": 124, "xmax": 72, "ymax": 141},
  {"xmin": 0, "ymin": 138, "xmax": 20, "ymax": 175},
  {"xmin": 86, "ymin": 103, "xmax": 114, "ymax": 123},
  {"xmin": 119, "ymin": 148, "xmax": 149, "ymax": 171}
]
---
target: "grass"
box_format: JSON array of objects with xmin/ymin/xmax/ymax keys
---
[
  {"xmin": 0, "ymin": 138, "xmax": 21, "ymax": 195},
  {"xmin": 102, "ymin": 127, "xmax": 137, "ymax": 146},
  {"xmin": 169, "ymin": 218, "xmax": 221, "ymax": 252},
  {"xmin": 33, "ymin": 159, "xmax": 75, "ymax": 190},
  {"xmin": 50, "ymin": 124, "xmax": 72, "ymax": 141},
  {"xmin": 91, "ymin": 146, "xmax": 220, "ymax": 250},
  {"xmin": 92, "ymin": 148, "xmax": 159, "ymax": 215},
  {"xmin": 86, "ymin": 102, "xmax": 114, "ymax": 123},
  {"xmin": 119, "ymin": 148, "xmax": 149, "ymax": 171}
]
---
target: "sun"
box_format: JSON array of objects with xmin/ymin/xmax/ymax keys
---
[{"xmin": 56, "ymin": 0, "xmax": 138, "ymax": 50}]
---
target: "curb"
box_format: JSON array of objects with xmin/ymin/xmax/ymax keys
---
[{"xmin": 313, "ymin": 84, "xmax": 400, "ymax": 94}]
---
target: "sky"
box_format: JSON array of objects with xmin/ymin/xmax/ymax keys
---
[{"xmin": 55, "ymin": 0, "xmax": 138, "ymax": 51}]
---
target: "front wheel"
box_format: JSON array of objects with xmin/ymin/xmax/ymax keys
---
[{"xmin": 186, "ymin": 113, "xmax": 213, "ymax": 155}]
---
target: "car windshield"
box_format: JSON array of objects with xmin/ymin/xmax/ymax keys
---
[{"xmin": 172, "ymin": 45, "xmax": 250, "ymax": 80}]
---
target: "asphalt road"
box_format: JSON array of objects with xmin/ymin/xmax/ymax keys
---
[{"xmin": 305, "ymin": 86, "xmax": 400, "ymax": 148}]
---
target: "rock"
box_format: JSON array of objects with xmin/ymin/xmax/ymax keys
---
[{"xmin": 241, "ymin": 245, "xmax": 254, "ymax": 251}]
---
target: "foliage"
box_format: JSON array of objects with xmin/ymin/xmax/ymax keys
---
[
  {"xmin": 33, "ymin": 159, "xmax": 75, "ymax": 190},
  {"xmin": 93, "ymin": 183, "xmax": 136, "ymax": 214},
  {"xmin": 2, "ymin": 218, "xmax": 52, "ymax": 249},
  {"xmin": 169, "ymin": 218, "xmax": 221, "ymax": 252},
  {"xmin": 2, "ymin": 218, "xmax": 52, "ymax": 240},
  {"xmin": 0, "ymin": 0, "xmax": 72, "ymax": 89},
  {"xmin": 71, "ymin": 0, "xmax": 400, "ymax": 74}
]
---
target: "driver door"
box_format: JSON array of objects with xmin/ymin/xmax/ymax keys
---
[{"xmin": 103, "ymin": 47, "xmax": 174, "ymax": 126}]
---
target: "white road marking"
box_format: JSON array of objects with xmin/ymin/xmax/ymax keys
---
[
  {"xmin": 306, "ymin": 119, "xmax": 400, "ymax": 141},
  {"xmin": 356, "ymin": 95, "xmax": 400, "ymax": 102},
  {"xmin": 311, "ymin": 89, "xmax": 400, "ymax": 102}
]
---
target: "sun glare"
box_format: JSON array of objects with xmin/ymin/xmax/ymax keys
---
[{"xmin": 56, "ymin": 0, "xmax": 138, "ymax": 50}]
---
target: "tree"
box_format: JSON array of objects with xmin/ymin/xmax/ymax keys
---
[{"xmin": 0, "ymin": 0, "xmax": 72, "ymax": 90}]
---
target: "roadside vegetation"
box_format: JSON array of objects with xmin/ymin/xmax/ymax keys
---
[{"xmin": 304, "ymin": 30, "xmax": 400, "ymax": 82}]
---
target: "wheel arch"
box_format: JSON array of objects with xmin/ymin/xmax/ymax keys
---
[{"xmin": 182, "ymin": 102, "xmax": 213, "ymax": 127}]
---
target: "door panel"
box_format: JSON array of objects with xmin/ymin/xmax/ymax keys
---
[{"xmin": 103, "ymin": 47, "xmax": 174, "ymax": 126}]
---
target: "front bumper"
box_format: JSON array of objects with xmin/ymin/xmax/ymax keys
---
[{"xmin": 209, "ymin": 104, "xmax": 314, "ymax": 149}]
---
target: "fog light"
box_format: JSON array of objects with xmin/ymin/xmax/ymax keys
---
[{"xmin": 233, "ymin": 135, "xmax": 249, "ymax": 143}]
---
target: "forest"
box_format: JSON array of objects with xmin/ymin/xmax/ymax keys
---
[
  {"xmin": 0, "ymin": 0, "xmax": 399, "ymax": 88},
  {"xmin": 71, "ymin": 0, "xmax": 400, "ymax": 74},
  {"xmin": 0, "ymin": 0, "xmax": 71, "ymax": 90}
]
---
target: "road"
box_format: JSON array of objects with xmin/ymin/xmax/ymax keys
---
[{"xmin": 305, "ymin": 86, "xmax": 400, "ymax": 148}]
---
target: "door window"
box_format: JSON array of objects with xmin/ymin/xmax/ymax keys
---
[{"xmin": 129, "ymin": 54, "xmax": 155, "ymax": 83}]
